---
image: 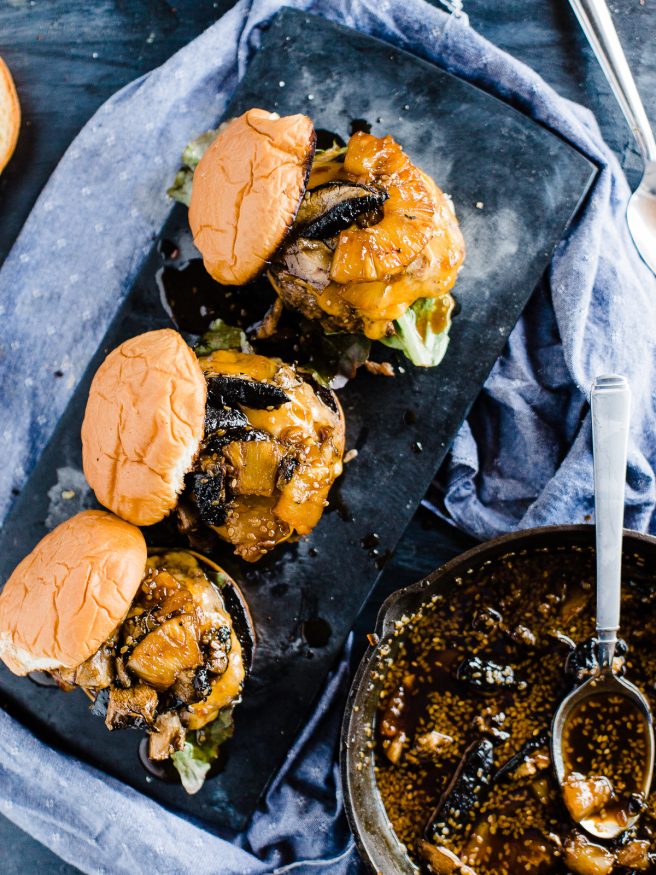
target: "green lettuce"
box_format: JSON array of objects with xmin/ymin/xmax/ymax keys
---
[
  {"xmin": 171, "ymin": 707, "xmax": 235, "ymax": 795},
  {"xmin": 194, "ymin": 318, "xmax": 253, "ymax": 357},
  {"xmin": 167, "ymin": 129, "xmax": 217, "ymax": 206},
  {"xmin": 381, "ymin": 297, "xmax": 452, "ymax": 367}
]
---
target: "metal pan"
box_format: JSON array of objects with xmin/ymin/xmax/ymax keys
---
[{"xmin": 340, "ymin": 524, "xmax": 656, "ymax": 872}]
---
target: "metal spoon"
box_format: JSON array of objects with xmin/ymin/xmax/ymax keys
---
[
  {"xmin": 551, "ymin": 375, "xmax": 654, "ymax": 840},
  {"xmin": 569, "ymin": 0, "xmax": 656, "ymax": 274}
]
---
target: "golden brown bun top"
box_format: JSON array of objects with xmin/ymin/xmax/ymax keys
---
[
  {"xmin": 189, "ymin": 109, "xmax": 316, "ymax": 285},
  {"xmin": 0, "ymin": 511, "xmax": 147, "ymax": 676},
  {"xmin": 81, "ymin": 329, "xmax": 207, "ymax": 526},
  {"xmin": 0, "ymin": 57, "xmax": 20, "ymax": 175}
]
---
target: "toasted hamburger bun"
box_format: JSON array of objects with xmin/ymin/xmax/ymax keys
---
[
  {"xmin": 0, "ymin": 56, "xmax": 20, "ymax": 174},
  {"xmin": 82, "ymin": 329, "xmax": 207, "ymax": 526},
  {"xmin": 0, "ymin": 511, "xmax": 147, "ymax": 676},
  {"xmin": 189, "ymin": 108, "xmax": 316, "ymax": 285}
]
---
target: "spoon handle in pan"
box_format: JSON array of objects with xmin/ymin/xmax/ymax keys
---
[
  {"xmin": 591, "ymin": 374, "xmax": 631, "ymax": 671},
  {"xmin": 568, "ymin": 0, "xmax": 656, "ymax": 162}
]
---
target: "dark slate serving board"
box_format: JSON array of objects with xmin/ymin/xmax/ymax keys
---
[{"xmin": 0, "ymin": 8, "xmax": 596, "ymax": 830}]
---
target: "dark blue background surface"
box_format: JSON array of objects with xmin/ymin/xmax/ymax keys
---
[{"xmin": 0, "ymin": 0, "xmax": 654, "ymax": 870}]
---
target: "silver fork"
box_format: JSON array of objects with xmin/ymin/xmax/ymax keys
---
[{"xmin": 569, "ymin": 0, "xmax": 656, "ymax": 274}]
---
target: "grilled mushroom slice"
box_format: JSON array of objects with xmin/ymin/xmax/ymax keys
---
[
  {"xmin": 204, "ymin": 403, "xmax": 249, "ymax": 434},
  {"xmin": 426, "ymin": 738, "xmax": 495, "ymax": 843},
  {"xmin": 206, "ymin": 375, "xmax": 290, "ymax": 410},
  {"xmin": 295, "ymin": 181, "xmax": 388, "ymax": 239},
  {"xmin": 203, "ymin": 427, "xmax": 271, "ymax": 454},
  {"xmin": 73, "ymin": 644, "xmax": 115, "ymax": 690},
  {"xmin": 190, "ymin": 458, "xmax": 227, "ymax": 527},
  {"xmin": 494, "ymin": 731, "xmax": 550, "ymax": 782}
]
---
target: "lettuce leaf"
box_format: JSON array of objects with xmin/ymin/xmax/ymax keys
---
[
  {"xmin": 171, "ymin": 707, "xmax": 235, "ymax": 795},
  {"xmin": 167, "ymin": 129, "xmax": 217, "ymax": 206},
  {"xmin": 381, "ymin": 297, "xmax": 452, "ymax": 368},
  {"xmin": 194, "ymin": 318, "xmax": 253, "ymax": 357}
]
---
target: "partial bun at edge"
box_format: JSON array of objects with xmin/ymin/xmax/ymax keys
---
[
  {"xmin": 0, "ymin": 511, "xmax": 147, "ymax": 676},
  {"xmin": 0, "ymin": 56, "xmax": 20, "ymax": 174},
  {"xmin": 189, "ymin": 109, "xmax": 316, "ymax": 286},
  {"xmin": 81, "ymin": 329, "xmax": 207, "ymax": 526}
]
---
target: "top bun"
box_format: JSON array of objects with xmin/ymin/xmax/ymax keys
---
[
  {"xmin": 82, "ymin": 329, "xmax": 207, "ymax": 526},
  {"xmin": 0, "ymin": 56, "xmax": 20, "ymax": 174},
  {"xmin": 189, "ymin": 109, "xmax": 316, "ymax": 285},
  {"xmin": 0, "ymin": 511, "xmax": 147, "ymax": 675}
]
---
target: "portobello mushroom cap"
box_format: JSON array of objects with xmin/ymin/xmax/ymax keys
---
[
  {"xmin": 294, "ymin": 181, "xmax": 388, "ymax": 240},
  {"xmin": 206, "ymin": 375, "xmax": 291, "ymax": 410}
]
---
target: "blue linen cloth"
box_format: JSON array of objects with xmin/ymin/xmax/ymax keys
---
[{"xmin": 0, "ymin": 0, "xmax": 655, "ymax": 872}]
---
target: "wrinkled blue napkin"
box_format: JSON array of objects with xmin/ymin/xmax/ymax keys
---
[{"xmin": 1, "ymin": 0, "xmax": 655, "ymax": 872}]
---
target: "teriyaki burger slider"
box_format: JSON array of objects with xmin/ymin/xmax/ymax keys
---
[
  {"xmin": 171, "ymin": 108, "xmax": 465, "ymax": 368},
  {"xmin": 81, "ymin": 328, "xmax": 345, "ymax": 562},
  {"xmin": 0, "ymin": 510, "xmax": 254, "ymax": 793}
]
